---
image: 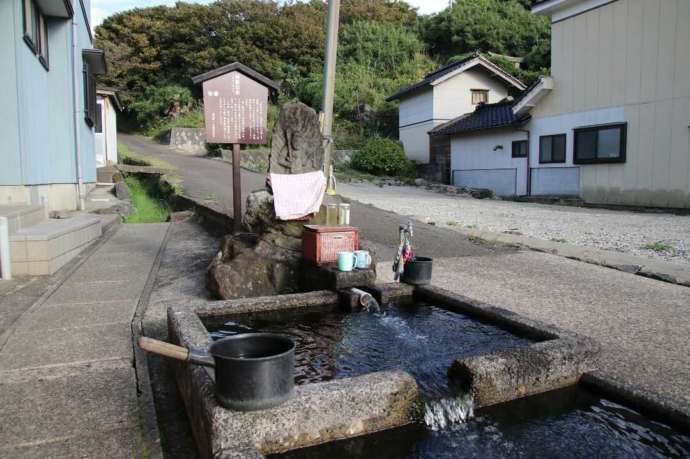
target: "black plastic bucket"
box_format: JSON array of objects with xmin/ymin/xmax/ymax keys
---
[{"xmin": 401, "ymin": 257, "xmax": 433, "ymax": 285}]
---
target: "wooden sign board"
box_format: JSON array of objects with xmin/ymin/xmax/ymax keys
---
[{"xmin": 201, "ymin": 71, "xmax": 268, "ymax": 144}]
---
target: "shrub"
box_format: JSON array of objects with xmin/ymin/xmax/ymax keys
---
[{"xmin": 351, "ymin": 138, "xmax": 411, "ymax": 176}]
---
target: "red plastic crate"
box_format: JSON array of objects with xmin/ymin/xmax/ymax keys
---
[{"xmin": 302, "ymin": 225, "xmax": 359, "ymax": 266}]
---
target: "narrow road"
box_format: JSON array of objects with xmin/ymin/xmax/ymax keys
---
[
  {"xmin": 119, "ymin": 133, "xmax": 265, "ymax": 215},
  {"xmin": 120, "ymin": 134, "xmax": 690, "ymax": 419}
]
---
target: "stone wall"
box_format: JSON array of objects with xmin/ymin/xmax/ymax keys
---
[{"xmin": 165, "ymin": 128, "xmax": 207, "ymax": 154}]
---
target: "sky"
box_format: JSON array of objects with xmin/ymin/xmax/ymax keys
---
[{"xmin": 91, "ymin": 0, "xmax": 450, "ymax": 28}]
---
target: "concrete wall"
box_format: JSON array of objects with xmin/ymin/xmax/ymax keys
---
[
  {"xmin": 433, "ymin": 67, "xmax": 511, "ymax": 121},
  {"xmin": 532, "ymin": 0, "xmax": 690, "ymax": 208},
  {"xmin": 399, "ymin": 121, "xmax": 438, "ymax": 163},
  {"xmin": 0, "ymin": 0, "xmax": 97, "ymax": 209},
  {"xmin": 398, "ymin": 88, "xmax": 434, "ymax": 128},
  {"xmin": 450, "ymin": 128, "xmax": 529, "ymax": 196},
  {"xmin": 95, "ymin": 95, "xmax": 118, "ymax": 166},
  {"xmin": 0, "ymin": 0, "xmax": 22, "ymax": 189}
]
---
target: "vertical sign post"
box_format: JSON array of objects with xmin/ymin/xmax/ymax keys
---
[{"xmin": 193, "ymin": 63, "xmax": 279, "ymax": 233}]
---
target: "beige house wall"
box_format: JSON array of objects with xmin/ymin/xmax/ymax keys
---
[
  {"xmin": 532, "ymin": 0, "xmax": 690, "ymax": 208},
  {"xmin": 433, "ymin": 68, "xmax": 512, "ymax": 121}
]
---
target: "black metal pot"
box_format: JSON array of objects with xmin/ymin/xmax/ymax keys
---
[
  {"xmin": 401, "ymin": 256, "xmax": 433, "ymax": 285},
  {"xmin": 139, "ymin": 333, "xmax": 295, "ymax": 411}
]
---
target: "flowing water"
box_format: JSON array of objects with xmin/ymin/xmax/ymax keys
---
[{"xmin": 209, "ymin": 303, "xmax": 690, "ymax": 458}]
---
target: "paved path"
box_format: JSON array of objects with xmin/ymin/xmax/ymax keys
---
[
  {"xmin": 0, "ymin": 223, "xmax": 168, "ymax": 457},
  {"xmin": 118, "ymin": 134, "xmax": 265, "ymax": 215},
  {"xmin": 119, "ymin": 141, "xmax": 690, "ymax": 418}
]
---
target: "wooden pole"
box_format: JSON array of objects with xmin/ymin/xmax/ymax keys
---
[{"xmin": 232, "ymin": 143, "xmax": 242, "ymax": 233}]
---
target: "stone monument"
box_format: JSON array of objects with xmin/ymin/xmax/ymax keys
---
[
  {"xmin": 268, "ymin": 102, "xmax": 325, "ymax": 174},
  {"xmin": 207, "ymin": 102, "xmax": 326, "ymax": 299}
]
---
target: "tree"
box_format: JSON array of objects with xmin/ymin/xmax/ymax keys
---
[
  {"xmin": 421, "ymin": 0, "xmax": 550, "ymax": 71},
  {"xmin": 296, "ymin": 20, "xmax": 435, "ymax": 139}
]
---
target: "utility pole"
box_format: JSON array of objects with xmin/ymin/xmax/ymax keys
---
[{"xmin": 321, "ymin": 0, "xmax": 341, "ymax": 175}]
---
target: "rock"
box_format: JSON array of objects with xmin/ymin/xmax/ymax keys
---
[
  {"xmin": 114, "ymin": 181, "xmax": 130, "ymax": 201},
  {"xmin": 207, "ymin": 194, "xmax": 306, "ymax": 299},
  {"xmin": 414, "ymin": 178, "xmax": 427, "ymax": 186},
  {"xmin": 269, "ymin": 102, "xmax": 325, "ymax": 174},
  {"xmin": 470, "ymin": 188, "xmax": 494, "ymax": 199}
]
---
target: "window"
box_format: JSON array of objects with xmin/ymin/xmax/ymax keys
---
[
  {"xmin": 83, "ymin": 63, "xmax": 97, "ymax": 127},
  {"xmin": 512, "ymin": 140, "xmax": 528, "ymax": 158},
  {"xmin": 574, "ymin": 124, "xmax": 626, "ymax": 164},
  {"xmin": 95, "ymin": 101, "xmax": 103, "ymax": 133},
  {"xmin": 539, "ymin": 134, "xmax": 566, "ymax": 163},
  {"xmin": 22, "ymin": 0, "xmax": 49, "ymax": 70},
  {"xmin": 471, "ymin": 89, "xmax": 489, "ymax": 105}
]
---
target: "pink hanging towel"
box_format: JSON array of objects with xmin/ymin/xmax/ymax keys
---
[{"xmin": 270, "ymin": 171, "xmax": 327, "ymax": 221}]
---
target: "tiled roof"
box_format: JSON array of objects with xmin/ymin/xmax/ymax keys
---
[
  {"xmin": 429, "ymin": 101, "xmax": 530, "ymax": 136},
  {"xmin": 387, "ymin": 52, "xmax": 525, "ymax": 101}
]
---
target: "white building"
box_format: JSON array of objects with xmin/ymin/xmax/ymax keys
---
[
  {"xmin": 95, "ymin": 88, "xmax": 122, "ymax": 168},
  {"xmin": 387, "ymin": 53, "xmax": 526, "ymax": 165},
  {"xmin": 436, "ymin": 0, "xmax": 690, "ymax": 209}
]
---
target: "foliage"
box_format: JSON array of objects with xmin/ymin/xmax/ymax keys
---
[
  {"xmin": 297, "ymin": 20, "xmax": 434, "ymax": 137},
  {"xmin": 95, "ymin": 0, "xmax": 552, "ymax": 139},
  {"xmin": 421, "ymin": 0, "xmax": 551, "ymax": 72},
  {"xmin": 128, "ymin": 85, "xmax": 196, "ymax": 131},
  {"xmin": 147, "ymin": 109, "xmax": 204, "ymax": 141},
  {"xmin": 351, "ymin": 138, "xmax": 411, "ymax": 176},
  {"xmin": 123, "ymin": 175, "xmax": 171, "ymax": 223},
  {"xmin": 643, "ymin": 242, "xmax": 674, "ymax": 253}
]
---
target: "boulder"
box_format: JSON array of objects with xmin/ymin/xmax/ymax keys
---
[
  {"xmin": 269, "ymin": 102, "xmax": 325, "ymax": 174},
  {"xmin": 114, "ymin": 180, "xmax": 130, "ymax": 201},
  {"xmin": 207, "ymin": 191, "xmax": 306, "ymax": 299}
]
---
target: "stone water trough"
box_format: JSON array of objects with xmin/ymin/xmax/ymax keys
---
[{"xmin": 167, "ymin": 281, "xmax": 600, "ymax": 458}]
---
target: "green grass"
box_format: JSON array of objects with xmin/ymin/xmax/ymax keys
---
[
  {"xmin": 334, "ymin": 163, "xmax": 415, "ymax": 185},
  {"xmin": 643, "ymin": 241, "xmax": 674, "ymax": 253},
  {"xmin": 123, "ymin": 176, "xmax": 171, "ymax": 223},
  {"xmin": 550, "ymin": 237, "xmax": 568, "ymax": 243}
]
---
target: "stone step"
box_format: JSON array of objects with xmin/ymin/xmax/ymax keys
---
[
  {"xmin": 9, "ymin": 216, "xmax": 102, "ymax": 276},
  {"xmin": 0, "ymin": 204, "xmax": 46, "ymax": 234}
]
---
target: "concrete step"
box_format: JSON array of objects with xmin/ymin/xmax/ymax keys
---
[
  {"xmin": 9, "ymin": 216, "xmax": 102, "ymax": 276},
  {"xmin": 0, "ymin": 204, "xmax": 46, "ymax": 234}
]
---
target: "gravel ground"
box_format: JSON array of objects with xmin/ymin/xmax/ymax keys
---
[{"xmin": 339, "ymin": 183, "xmax": 690, "ymax": 265}]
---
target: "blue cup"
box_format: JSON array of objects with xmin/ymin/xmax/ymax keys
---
[
  {"xmin": 337, "ymin": 251, "xmax": 356, "ymax": 272},
  {"xmin": 354, "ymin": 250, "xmax": 372, "ymax": 269}
]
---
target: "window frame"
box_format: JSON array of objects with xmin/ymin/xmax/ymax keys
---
[
  {"xmin": 471, "ymin": 89, "xmax": 489, "ymax": 105},
  {"xmin": 511, "ymin": 140, "xmax": 528, "ymax": 158},
  {"xmin": 573, "ymin": 123, "xmax": 627, "ymax": 164},
  {"xmin": 539, "ymin": 134, "xmax": 567, "ymax": 164},
  {"xmin": 94, "ymin": 101, "xmax": 104, "ymax": 133},
  {"xmin": 22, "ymin": 0, "xmax": 49, "ymax": 70},
  {"xmin": 83, "ymin": 63, "xmax": 96, "ymax": 127}
]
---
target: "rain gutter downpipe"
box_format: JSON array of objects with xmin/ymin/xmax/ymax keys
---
[
  {"xmin": 71, "ymin": 15, "xmax": 85, "ymax": 210},
  {"xmin": 516, "ymin": 127, "xmax": 531, "ymax": 197}
]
